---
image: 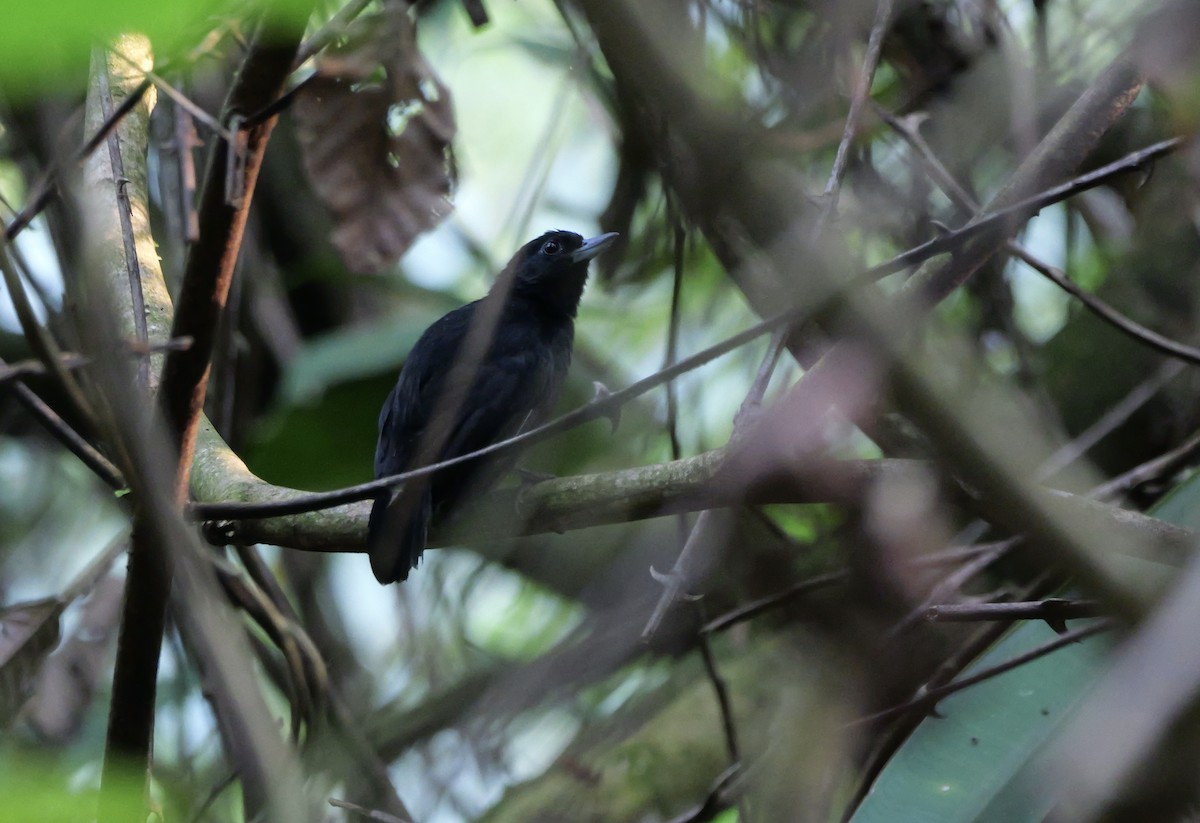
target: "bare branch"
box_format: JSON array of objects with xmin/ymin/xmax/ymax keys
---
[
  {"xmin": 5, "ymin": 79, "xmax": 152, "ymax": 243},
  {"xmin": 817, "ymin": 0, "xmax": 895, "ymax": 221},
  {"xmin": 643, "ymin": 331, "xmax": 786, "ymax": 640},
  {"xmin": 925, "ymin": 599, "xmax": 1104, "ymax": 623},
  {"xmin": 0, "ymin": 364, "xmax": 124, "ymax": 489}
]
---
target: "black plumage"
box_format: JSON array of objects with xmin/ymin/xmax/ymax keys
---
[{"xmin": 368, "ymin": 230, "xmax": 618, "ymax": 583}]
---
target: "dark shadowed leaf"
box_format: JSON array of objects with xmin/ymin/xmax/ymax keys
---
[
  {"xmin": 0, "ymin": 598, "xmax": 64, "ymax": 726},
  {"xmin": 294, "ymin": 5, "xmax": 456, "ymax": 273}
]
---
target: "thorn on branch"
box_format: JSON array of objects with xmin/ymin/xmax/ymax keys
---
[{"xmin": 592, "ymin": 380, "xmax": 620, "ymax": 433}]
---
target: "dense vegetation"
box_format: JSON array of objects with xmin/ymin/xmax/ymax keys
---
[{"xmin": 3, "ymin": 1, "xmax": 1200, "ymax": 821}]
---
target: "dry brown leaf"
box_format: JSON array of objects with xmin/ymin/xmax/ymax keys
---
[
  {"xmin": 0, "ymin": 598, "xmax": 63, "ymax": 727},
  {"xmin": 294, "ymin": 5, "xmax": 456, "ymax": 273}
]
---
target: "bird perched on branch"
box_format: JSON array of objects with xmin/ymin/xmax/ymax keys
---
[{"xmin": 368, "ymin": 230, "xmax": 619, "ymax": 583}]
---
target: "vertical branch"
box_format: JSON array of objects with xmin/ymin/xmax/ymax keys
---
[
  {"xmin": 95, "ymin": 48, "xmax": 150, "ymax": 390},
  {"xmin": 664, "ymin": 217, "xmax": 686, "ymax": 462},
  {"xmin": 77, "ymin": 38, "xmax": 165, "ymax": 821},
  {"xmin": 90, "ymin": 15, "xmax": 311, "ymax": 818},
  {"xmin": 643, "ymin": 329, "xmax": 786, "ymax": 640},
  {"xmin": 817, "ymin": 0, "xmax": 895, "ymax": 223},
  {"xmin": 157, "ymin": 19, "xmax": 306, "ymax": 494}
]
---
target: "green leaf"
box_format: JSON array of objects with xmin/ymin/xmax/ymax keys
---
[
  {"xmin": 0, "ymin": 756, "xmax": 147, "ymax": 822},
  {"xmin": 0, "ymin": 0, "xmax": 312, "ymax": 97},
  {"xmin": 848, "ymin": 620, "xmax": 1110, "ymax": 823},
  {"xmin": 848, "ymin": 472, "xmax": 1200, "ymax": 822}
]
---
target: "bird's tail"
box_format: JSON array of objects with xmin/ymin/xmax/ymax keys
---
[{"xmin": 368, "ymin": 486, "xmax": 432, "ymax": 583}]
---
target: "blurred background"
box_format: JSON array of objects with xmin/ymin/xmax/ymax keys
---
[{"xmin": 3, "ymin": 0, "xmax": 1200, "ymax": 821}]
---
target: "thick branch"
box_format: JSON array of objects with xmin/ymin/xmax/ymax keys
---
[
  {"xmin": 82, "ymin": 23, "xmax": 311, "ymax": 821},
  {"xmin": 157, "ymin": 24, "xmax": 303, "ymax": 491},
  {"xmin": 196, "ymin": 445, "xmax": 1199, "ymax": 582},
  {"xmin": 203, "ymin": 451, "xmax": 914, "ymax": 549},
  {"xmin": 78, "ymin": 43, "xmax": 164, "ymax": 815}
]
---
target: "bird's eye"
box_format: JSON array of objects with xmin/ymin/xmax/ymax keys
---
[{"xmin": 541, "ymin": 240, "xmax": 562, "ymax": 255}]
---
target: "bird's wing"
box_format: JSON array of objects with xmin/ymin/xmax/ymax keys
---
[
  {"xmin": 373, "ymin": 304, "xmax": 475, "ymax": 479},
  {"xmin": 440, "ymin": 344, "xmax": 555, "ymax": 463}
]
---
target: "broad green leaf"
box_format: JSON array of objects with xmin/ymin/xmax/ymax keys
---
[
  {"xmin": 849, "ymin": 470, "xmax": 1200, "ymax": 823},
  {"xmin": 850, "ymin": 620, "xmax": 1110, "ymax": 823}
]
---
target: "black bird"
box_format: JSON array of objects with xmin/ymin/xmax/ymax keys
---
[{"xmin": 368, "ymin": 230, "xmax": 618, "ymax": 583}]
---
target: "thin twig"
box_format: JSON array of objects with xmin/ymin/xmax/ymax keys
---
[
  {"xmin": 1039, "ymin": 360, "xmax": 1184, "ymax": 480},
  {"xmin": 701, "ymin": 542, "xmax": 1013, "ymax": 634},
  {"xmin": 508, "ymin": 72, "xmax": 573, "ymax": 245},
  {"xmin": 849, "ymin": 621, "xmax": 1112, "ymax": 727},
  {"xmin": 237, "ymin": 0, "xmax": 378, "ymax": 128},
  {"xmin": 296, "ymin": 0, "xmax": 377, "ymax": 65},
  {"xmin": 925, "ymin": 598, "xmax": 1104, "ymax": 622},
  {"xmin": 214, "ymin": 557, "xmax": 323, "ymax": 740},
  {"xmin": 664, "ymin": 218, "xmax": 686, "ymax": 462},
  {"xmin": 60, "ymin": 533, "xmax": 131, "ymax": 603},
  {"xmin": 0, "ymin": 354, "xmax": 86, "ymax": 384},
  {"xmin": 663, "ymin": 762, "xmax": 742, "ymax": 823},
  {"xmin": 704, "ymin": 570, "xmax": 847, "ymax": 634},
  {"xmin": 175, "ymin": 105, "xmax": 201, "ymax": 244},
  {"xmin": 187, "ymin": 771, "xmax": 239, "ymax": 823},
  {"xmin": 880, "ymin": 109, "xmax": 1200, "ymax": 368},
  {"xmin": 0, "ymin": 222, "xmax": 95, "ymax": 424},
  {"xmin": 4, "ymin": 375, "xmax": 125, "ymax": 490},
  {"xmin": 110, "ymin": 47, "xmax": 235, "ymax": 142},
  {"xmin": 1015, "ymin": 249, "xmax": 1200, "ymax": 367},
  {"xmin": 1091, "ymin": 425, "xmax": 1200, "ymax": 500},
  {"xmin": 817, "ymin": 0, "xmax": 895, "ymax": 223},
  {"xmin": 642, "ymin": 329, "xmax": 787, "ymax": 641},
  {"xmin": 0, "ymin": 337, "xmax": 192, "ymax": 385},
  {"xmin": 5, "ymin": 79, "xmax": 152, "ymax": 243},
  {"xmin": 883, "ymin": 539, "xmax": 1017, "ymax": 640},
  {"xmin": 877, "ymin": 138, "xmax": 1180, "ymax": 283},
  {"xmin": 841, "ymin": 570, "xmax": 1062, "ymax": 814},
  {"xmin": 192, "ymin": 309, "xmax": 791, "ymax": 520},
  {"xmin": 696, "ymin": 620, "xmax": 741, "ymax": 764},
  {"xmin": 151, "ymin": 72, "xmax": 231, "ymax": 142}
]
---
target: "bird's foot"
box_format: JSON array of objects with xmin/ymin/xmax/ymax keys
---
[{"xmin": 513, "ymin": 469, "xmax": 565, "ymax": 532}]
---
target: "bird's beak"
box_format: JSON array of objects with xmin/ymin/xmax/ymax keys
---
[{"xmin": 571, "ymin": 232, "xmax": 620, "ymax": 263}]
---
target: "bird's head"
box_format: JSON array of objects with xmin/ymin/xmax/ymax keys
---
[{"xmin": 498, "ymin": 230, "xmax": 619, "ymax": 317}]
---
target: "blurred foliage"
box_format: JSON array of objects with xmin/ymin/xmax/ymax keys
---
[
  {"xmin": 0, "ymin": 756, "xmax": 149, "ymax": 822},
  {"xmin": 854, "ymin": 463, "xmax": 1200, "ymax": 821},
  {"xmin": 2, "ymin": 0, "xmax": 1200, "ymax": 821},
  {"xmin": 0, "ymin": 0, "xmax": 313, "ymax": 96}
]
